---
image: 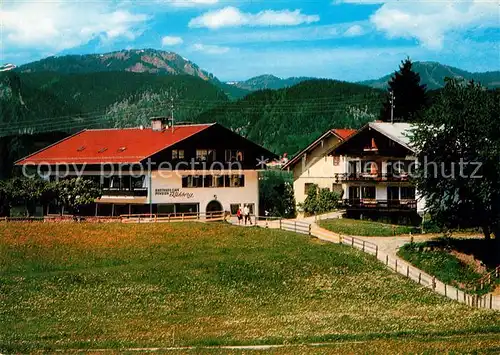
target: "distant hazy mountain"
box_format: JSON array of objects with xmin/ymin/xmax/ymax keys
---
[
  {"xmin": 15, "ymin": 49, "xmax": 250, "ymax": 99},
  {"xmin": 227, "ymin": 74, "xmax": 314, "ymax": 91},
  {"xmin": 360, "ymin": 61, "xmax": 500, "ymax": 90}
]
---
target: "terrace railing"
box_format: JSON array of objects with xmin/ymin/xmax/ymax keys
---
[
  {"xmin": 343, "ymin": 199, "xmax": 417, "ymax": 210},
  {"xmin": 335, "ymin": 172, "xmax": 411, "ymax": 183}
]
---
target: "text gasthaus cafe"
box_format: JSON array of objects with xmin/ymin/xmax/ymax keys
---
[{"xmin": 16, "ymin": 119, "xmax": 276, "ymax": 216}]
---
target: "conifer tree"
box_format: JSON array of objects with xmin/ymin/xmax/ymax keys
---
[{"xmin": 381, "ymin": 57, "xmax": 428, "ymax": 122}]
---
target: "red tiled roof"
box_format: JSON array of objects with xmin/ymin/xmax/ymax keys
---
[
  {"xmin": 17, "ymin": 124, "xmax": 214, "ymax": 165},
  {"xmin": 331, "ymin": 128, "xmax": 357, "ymax": 141}
]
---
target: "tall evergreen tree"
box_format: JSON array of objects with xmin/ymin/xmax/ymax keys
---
[{"xmin": 381, "ymin": 57, "xmax": 428, "ymax": 122}]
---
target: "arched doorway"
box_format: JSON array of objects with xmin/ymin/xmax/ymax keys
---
[{"xmin": 206, "ymin": 200, "xmax": 223, "ymax": 219}]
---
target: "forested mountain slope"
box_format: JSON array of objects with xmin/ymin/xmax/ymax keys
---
[
  {"xmin": 0, "ymin": 71, "xmax": 228, "ymax": 137},
  {"xmin": 16, "ymin": 49, "xmax": 250, "ymax": 99},
  {"xmin": 196, "ymin": 79, "xmax": 384, "ymax": 155}
]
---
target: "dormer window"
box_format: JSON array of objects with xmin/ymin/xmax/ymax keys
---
[
  {"xmin": 76, "ymin": 146, "xmax": 86, "ymax": 152},
  {"xmin": 117, "ymin": 147, "xmax": 127, "ymax": 153},
  {"xmin": 98, "ymin": 148, "xmax": 108, "ymax": 154}
]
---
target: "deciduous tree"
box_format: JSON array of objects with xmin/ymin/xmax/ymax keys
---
[
  {"xmin": 52, "ymin": 179, "xmax": 102, "ymax": 215},
  {"xmin": 411, "ymin": 79, "xmax": 500, "ymax": 249}
]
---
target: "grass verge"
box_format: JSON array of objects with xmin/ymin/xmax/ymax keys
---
[
  {"xmin": 319, "ymin": 218, "xmax": 420, "ymax": 236},
  {"xmin": 397, "ymin": 240, "xmax": 492, "ymax": 294}
]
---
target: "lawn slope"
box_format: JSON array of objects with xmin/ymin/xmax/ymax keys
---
[
  {"xmin": 320, "ymin": 218, "xmax": 420, "ymax": 236},
  {"xmin": 0, "ymin": 223, "xmax": 498, "ymax": 352}
]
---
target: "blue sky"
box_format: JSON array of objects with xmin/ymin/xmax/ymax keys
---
[{"xmin": 1, "ymin": 0, "xmax": 499, "ymax": 81}]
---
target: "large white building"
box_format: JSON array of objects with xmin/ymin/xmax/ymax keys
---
[{"xmin": 16, "ymin": 120, "xmax": 276, "ymax": 216}]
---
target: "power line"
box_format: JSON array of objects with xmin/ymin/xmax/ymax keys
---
[{"xmin": 0, "ymin": 96, "xmax": 383, "ymax": 130}]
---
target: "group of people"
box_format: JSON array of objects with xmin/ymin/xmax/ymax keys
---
[{"xmin": 236, "ymin": 204, "xmax": 253, "ymax": 225}]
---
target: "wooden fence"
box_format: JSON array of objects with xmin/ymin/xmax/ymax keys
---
[
  {"xmin": 258, "ymin": 218, "xmax": 499, "ymax": 310},
  {"xmin": 120, "ymin": 211, "xmax": 226, "ymax": 223}
]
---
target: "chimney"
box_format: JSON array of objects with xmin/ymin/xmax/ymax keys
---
[{"xmin": 151, "ymin": 117, "xmax": 166, "ymax": 132}]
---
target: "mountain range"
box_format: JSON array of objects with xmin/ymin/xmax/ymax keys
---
[
  {"xmin": 1, "ymin": 48, "xmax": 499, "ymax": 177},
  {"xmin": 360, "ymin": 61, "xmax": 500, "ymax": 90},
  {"xmin": 16, "ymin": 49, "xmax": 250, "ymax": 100},
  {"xmin": 14, "ymin": 49, "xmax": 500, "ymax": 93},
  {"xmin": 226, "ymin": 75, "xmax": 314, "ymax": 91}
]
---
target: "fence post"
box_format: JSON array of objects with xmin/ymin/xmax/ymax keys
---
[
  {"xmin": 375, "ymin": 245, "xmax": 378, "ymax": 258},
  {"xmin": 395, "ymin": 259, "xmax": 398, "ymax": 272},
  {"xmin": 386, "ymin": 255, "xmax": 389, "ymax": 266},
  {"xmin": 351, "ymin": 238, "xmax": 354, "ymax": 247},
  {"xmin": 279, "ymin": 218, "xmax": 282, "ymax": 230},
  {"xmin": 362, "ymin": 241, "xmax": 365, "ymax": 252},
  {"xmin": 294, "ymin": 221, "xmax": 297, "ymax": 233},
  {"xmin": 456, "ymin": 289, "xmax": 459, "ymax": 300},
  {"xmin": 308, "ymin": 224, "xmax": 311, "ymax": 236},
  {"xmin": 490, "ymin": 294, "xmax": 493, "ymax": 309},
  {"xmin": 432, "ymin": 277, "xmax": 436, "ymax": 291},
  {"xmin": 418, "ymin": 273, "xmax": 421, "ymax": 284},
  {"xmin": 444, "ymin": 284, "xmax": 447, "ymax": 297},
  {"xmin": 406, "ymin": 265, "xmax": 410, "ymax": 278}
]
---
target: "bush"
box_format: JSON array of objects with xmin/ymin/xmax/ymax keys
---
[{"xmin": 301, "ymin": 184, "xmax": 341, "ymax": 216}]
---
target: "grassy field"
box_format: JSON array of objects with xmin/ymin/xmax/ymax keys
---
[
  {"xmin": 319, "ymin": 218, "xmax": 420, "ymax": 236},
  {"xmin": 398, "ymin": 241, "xmax": 493, "ymax": 294},
  {"xmin": 0, "ymin": 222, "xmax": 499, "ymax": 353}
]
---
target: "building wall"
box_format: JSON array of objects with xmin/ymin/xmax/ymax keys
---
[
  {"xmin": 292, "ymin": 134, "xmax": 345, "ymax": 205},
  {"xmin": 151, "ymin": 170, "xmax": 259, "ymax": 214}
]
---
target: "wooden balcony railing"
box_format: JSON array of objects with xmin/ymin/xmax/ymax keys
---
[
  {"xmin": 343, "ymin": 199, "xmax": 417, "ymax": 210},
  {"xmin": 335, "ymin": 173, "xmax": 411, "ymax": 183}
]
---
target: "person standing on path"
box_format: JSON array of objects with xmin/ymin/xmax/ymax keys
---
[
  {"xmin": 236, "ymin": 206, "xmax": 243, "ymax": 225},
  {"xmin": 243, "ymin": 204, "xmax": 252, "ymax": 225}
]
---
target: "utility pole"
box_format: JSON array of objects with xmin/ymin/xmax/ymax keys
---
[
  {"xmin": 168, "ymin": 88, "xmax": 175, "ymax": 133},
  {"xmin": 389, "ymin": 91, "xmax": 395, "ymax": 124}
]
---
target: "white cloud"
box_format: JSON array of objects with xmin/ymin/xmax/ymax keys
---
[
  {"xmin": 1, "ymin": 1, "xmax": 148, "ymax": 52},
  {"xmin": 161, "ymin": 36, "xmax": 184, "ymax": 46},
  {"xmin": 189, "ymin": 6, "xmax": 320, "ymax": 29},
  {"xmin": 336, "ymin": 0, "xmax": 499, "ymax": 49},
  {"xmin": 191, "ymin": 43, "xmax": 230, "ymax": 54},
  {"xmin": 163, "ymin": 0, "xmax": 218, "ymax": 7},
  {"xmin": 344, "ymin": 24, "xmax": 364, "ymax": 37}
]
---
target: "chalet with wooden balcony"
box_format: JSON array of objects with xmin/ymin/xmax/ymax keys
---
[{"xmin": 329, "ymin": 122, "xmax": 425, "ymax": 222}]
